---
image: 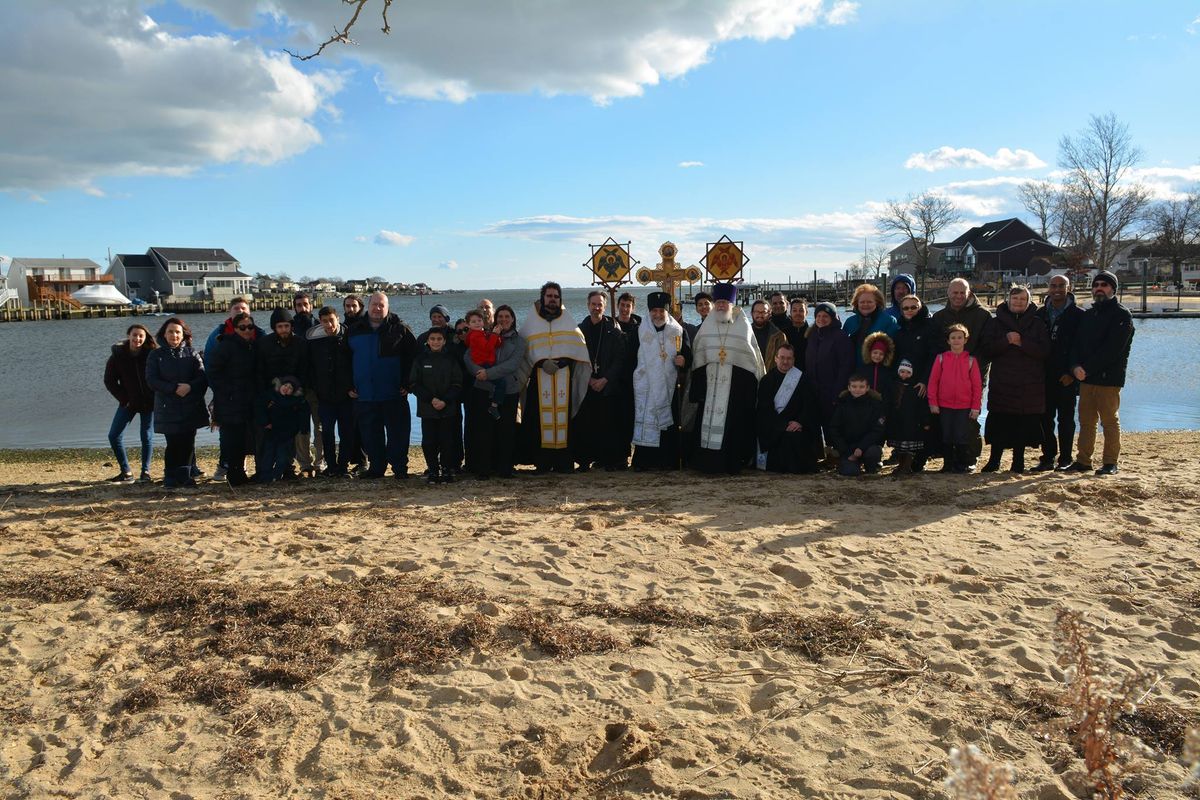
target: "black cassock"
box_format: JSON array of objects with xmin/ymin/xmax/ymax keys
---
[
  {"xmin": 688, "ymin": 364, "xmax": 759, "ymax": 474},
  {"xmin": 573, "ymin": 315, "xmax": 626, "ymax": 469},
  {"xmin": 756, "ymin": 369, "xmax": 823, "ymax": 473}
]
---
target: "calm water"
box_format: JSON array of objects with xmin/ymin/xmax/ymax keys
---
[{"xmin": 0, "ymin": 287, "xmax": 1196, "ymax": 449}]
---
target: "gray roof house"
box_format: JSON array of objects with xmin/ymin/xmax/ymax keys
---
[{"xmin": 108, "ymin": 247, "xmax": 252, "ymax": 301}]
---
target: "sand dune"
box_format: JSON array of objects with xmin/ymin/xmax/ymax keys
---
[{"xmin": 1, "ymin": 433, "xmax": 1197, "ymax": 798}]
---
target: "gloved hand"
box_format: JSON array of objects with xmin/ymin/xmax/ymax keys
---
[{"xmin": 541, "ymin": 359, "xmax": 560, "ymax": 375}]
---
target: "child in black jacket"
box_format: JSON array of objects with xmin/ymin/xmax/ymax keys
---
[
  {"xmin": 257, "ymin": 376, "xmax": 308, "ymax": 483},
  {"xmin": 829, "ymin": 374, "xmax": 887, "ymax": 476},
  {"xmin": 409, "ymin": 328, "xmax": 464, "ymax": 483},
  {"xmin": 888, "ymin": 359, "xmax": 931, "ymax": 475}
]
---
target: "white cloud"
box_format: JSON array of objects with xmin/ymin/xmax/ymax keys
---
[
  {"xmin": 353, "ymin": 235, "xmax": 369, "ymax": 243},
  {"xmin": 679, "ymin": 161, "xmax": 705, "ymax": 168},
  {"xmin": 375, "ymin": 230, "xmax": 415, "ymax": 246},
  {"xmin": 0, "ymin": 1, "xmax": 342, "ymax": 194},
  {"xmin": 1189, "ymin": 15, "xmax": 1199, "ymax": 34},
  {"xmin": 905, "ymin": 146, "xmax": 1047, "ymax": 172},
  {"xmin": 438, "ymin": 260, "xmax": 458, "ymax": 270},
  {"xmin": 184, "ymin": 0, "xmax": 857, "ymax": 103}
]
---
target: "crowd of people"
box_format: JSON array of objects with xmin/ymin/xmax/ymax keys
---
[{"xmin": 102, "ymin": 271, "xmax": 1135, "ymax": 488}]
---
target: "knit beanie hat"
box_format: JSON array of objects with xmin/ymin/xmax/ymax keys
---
[
  {"xmin": 429, "ymin": 304, "xmax": 451, "ymax": 320},
  {"xmin": 814, "ymin": 302, "xmax": 839, "ymax": 322},
  {"xmin": 270, "ymin": 307, "xmax": 293, "ymax": 328},
  {"xmin": 897, "ymin": 358, "xmax": 914, "ymax": 375},
  {"xmin": 1092, "ymin": 270, "xmax": 1119, "ymax": 292}
]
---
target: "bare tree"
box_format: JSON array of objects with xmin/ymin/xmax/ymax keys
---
[
  {"xmin": 285, "ymin": 0, "xmax": 395, "ymax": 61},
  {"xmin": 1017, "ymin": 180, "xmax": 1060, "ymax": 240},
  {"xmin": 847, "ymin": 244, "xmax": 890, "ymax": 282},
  {"xmin": 1143, "ymin": 191, "xmax": 1200, "ymax": 285},
  {"xmin": 1057, "ymin": 113, "xmax": 1151, "ymax": 268},
  {"xmin": 875, "ymin": 192, "xmax": 962, "ymax": 293}
]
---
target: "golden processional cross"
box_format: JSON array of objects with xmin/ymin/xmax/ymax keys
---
[{"xmin": 636, "ymin": 241, "xmax": 702, "ymax": 319}]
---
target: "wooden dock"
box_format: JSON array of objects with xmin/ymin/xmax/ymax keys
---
[{"xmin": 0, "ymin": 295, "xmax": 332, "ymax": 323}]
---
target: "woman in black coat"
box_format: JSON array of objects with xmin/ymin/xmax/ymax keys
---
[
  {"xmin": 804, "ymin": 302, "xmax": 855, "ymax": 452},
  {"xmin": 463, "ymin": 305, "xmax": 528, "ymax": 479},
  {"xmin": 146, "ymin": 317, "xmax": 209, "ymax": 488},
  {"xmin": 103, "ymin": 323, "xmax": 158, "ymax": 482},
  {"xmin": 207, "ymin": 311, "xmax": 259, "ymax": 486},
  {"xmin": 980, "ymin": 286, "xmax": 1050, "ymax": 473}
]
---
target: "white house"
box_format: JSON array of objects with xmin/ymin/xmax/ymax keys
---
[{"xmin": 6, "ymin": 257, "xmax": 111, "ymax": 306}]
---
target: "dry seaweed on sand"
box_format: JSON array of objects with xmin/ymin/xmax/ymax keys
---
[
  {"xmin": 744, "ymin": 611, "xmax": 886, "ymax": 661},
  {"xmin": 1114, "ymin": 700, "xmax": 1198, "ymax": 755},
  {"xmin": 572, "ymin": 599, "xmax": 717, "ymax": 629},
  {"xmin": 0, "ymin": 568, "xmax": 96, "ymax": 603},
  {"xmin": 508, "ymin": 609, "xmax": 623, "ymax": 658}
]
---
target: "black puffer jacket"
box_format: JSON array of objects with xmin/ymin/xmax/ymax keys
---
[
  {"xmin": 409, "ymin": 347, "xmax": 464, "ymax": 418},
  {"xmin": 981, "ymin": 301, "xmax": 1050, "ymax": 415},
  {"xmin": 145, "ymin": 341, "xmax": 208, "ymax": 434},
  {"xmin": 306, "ymin": 325, "xmax": 355, "ymax": 405},
  {"xmin": 828, "ymin": 389, "xmax": 887, "ymax": 455},
  {"xmin": 255, "ymin": 333, "xmax": 307, "ymax": 391},
  {"xmin": 1071, "ymin": 296, "xmax": 1134, "ymax": 387},
  {"xmin": 104, "ymin": 342, "xmax": 155, "ymax": 413},
  {"xmin": 892, "ymin": 305, "xmax": 937, "ymax": 383},
  {"xmin": 207, "ymin": 333, "xmax": 259, "ymax": 426}
]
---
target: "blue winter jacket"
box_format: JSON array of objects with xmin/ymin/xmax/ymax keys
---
[{"xmin": 347, "ymin": 314, "xmax": 417, "ymax": 402}]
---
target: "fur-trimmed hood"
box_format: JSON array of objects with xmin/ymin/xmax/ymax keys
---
[
  {"xmin": 860, "ymin": 331, "xmax": 895, "ymax": 367},
  {"xmin": 837, "ymin": 388, "xmax": 883, "ymax": 402}
]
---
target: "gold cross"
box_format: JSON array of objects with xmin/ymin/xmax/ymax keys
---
[{"xmin": 637, "ymin": 241, "xmax": 699, "ymax": 318}]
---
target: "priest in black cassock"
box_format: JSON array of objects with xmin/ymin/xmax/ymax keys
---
[
  {"xmin": 631, "ymin": 292, "xmax": 691, "ymax": 470},
  {"xmin": 573, "ymin": 290, "xmax": 628, "ymax": 471},
  {"xmin": 756, "ymin": 342, "xmax": 822, "ymax": 473},
  {"xmin": 689, "ymin": 283, "xmax": 766, "ymax": 474}
]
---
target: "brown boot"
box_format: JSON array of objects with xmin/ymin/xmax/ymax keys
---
[{"xmin": 893, "ymin": 452, "xmax": 914, "ymax": 479}]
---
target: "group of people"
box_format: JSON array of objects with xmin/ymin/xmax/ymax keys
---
[{"xmin": 102, "ymin": 271, "xmax": 1134, "ymax": 487}]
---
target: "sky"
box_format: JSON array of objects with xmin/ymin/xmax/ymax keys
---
[{"xmin": 2, "ymin": 0, "xmax": 1198, "ymax": 289}]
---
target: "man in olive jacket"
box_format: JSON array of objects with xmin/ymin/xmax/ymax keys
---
[{"xmin": 1062, "ymin": 271, "xmax": 1134, "ymax": 476}]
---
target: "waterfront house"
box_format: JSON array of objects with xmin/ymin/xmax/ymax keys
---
[
  {"xmin": 7, "ymin": 257, "xmax": 112, "ymax": 307},
  {"xmin": 932, "ymin": 218, "xmax": 1063, "ymax": 283},
  {"xmin": 108, "ymin": 247, "xmax": 252, "ymax": 302},
  {"xmin": 887, "ymin": 238, "xmax": 945, "ymax": 282}
]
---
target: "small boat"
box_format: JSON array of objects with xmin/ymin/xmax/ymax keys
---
[{"xmin": 71, "ymin": 285, "xmax": 132, "ymax": 306}]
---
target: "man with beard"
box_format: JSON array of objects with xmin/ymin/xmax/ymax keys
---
[
  {"xmin": 291, "ymin": 291, "xmax": 322, "ymax": 474},
  {"xmin": 689, "ymin": 284, "xmax": 765, "ymax": 474},
  {"xmin": 1033, "ymin": 275, "xmax": 1084, "ymax": 471},
  {"xmin": 204, "ymin": 296, "xmax": 263, "ymax": 481},
  {"xmin": 256, "ymin": 308, "xmax": 308, "ymax": 478},
  {"xmin": 756, "ymin": 343, "xmax": 821, "ymax": 473},
  {"xmin": 784, "ymin": 296, "xmax": 809, "ymax": 354},
  {"xmin": 347, "ymin": 292, "xmax": 418, "ymax": 479},
  {"xmin": 1061, "ymin": 271, "xmax": 1134, "ymax": 476},
  {"xmin": 573, "ymin": 291, "xmax": 628, "ymax": 471},
  {"xmin": 750, "ymin": 299, "xmax": 788, "ymax": 367},
  {"xmin": 519, "ymin": 282, "xmax": 591, "ymax": 474},
  {"xmin": 679, "ymin": 290, "xmax": 712, "ymax": 462},
  {"xmin": 632, "ymin": 292, "xmax": 690, "ymax": 470}
]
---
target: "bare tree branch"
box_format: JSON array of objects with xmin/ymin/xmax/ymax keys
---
[
  {"xmin": 875, "ymin": 192, "xmax": 961, "ymax": 292},
  {"xmin": 1057, "ymin": 112, "xmax": 1151, "ymax": 268},
  {"xmin": 1143, "ymin": 190, "xmax": 1200, "ymax": 285},
  {"xmin": 1016, "ymin": 180, "xmax": 1059, "ymax": 240},
  {"xmin": 284, "ymin": 0, "xmax": 395, "ymax": 61}
]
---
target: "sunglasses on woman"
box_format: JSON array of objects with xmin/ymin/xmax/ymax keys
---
[{"xmin": 236, "ymin": 324, "xmax": 255, "ymax": 331}]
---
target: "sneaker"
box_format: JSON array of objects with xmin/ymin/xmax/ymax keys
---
[
  {"xmin": 1095, "ymin": 464, "xmax": 1119, "ymax": 476},
  {"xmin": 212, "ymin": 464, "xmax": 228, "ymax": 482},
  {"xmin": 137, "ymin": 472, "xmax": 153, "ymax": 484},
  {"xmin": 1030, "ymin": 459, "xmax": 1055, "ymax": 473},
  {"xmin": 488, "ymin": 404, "xmax": 501, "ymax": 420},
  {"xmin": 108, "ymin": 472, "xmax": 134, "ymax": 483}
]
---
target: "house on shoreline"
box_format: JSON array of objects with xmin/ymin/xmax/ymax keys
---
[
  {"xmin": 108, "ymin": 247, "xmax": 252, "ymax": 303},
  {"xmin": 5, "ymin": 257, "xmax": 112, "ymax": 307}
]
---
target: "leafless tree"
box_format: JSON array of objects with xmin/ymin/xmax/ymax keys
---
[
  {"xmin": 1017, "ymin": 180, "xmax": 1060, "ymax": 240},
  {"xmin": 875, "ymin": 192, "xmax": 962, "ymax": 293},
  {"xmin": 1057, "ymin": 113, "xmax": 1151, "ymax": 268},
  {"xmin": 285, "ymin": 0, "xmax": 395, "ymax": 61},
  {"xmin": 847, "ymin": 244, "xmax": 890, "ymax": 282},
  {"xmin": 1143, "ymin": 190, "xmax": 1200, "ymax": 285}
]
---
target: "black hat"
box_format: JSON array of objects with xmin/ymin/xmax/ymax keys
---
[
  {"xmin": 647, "ymin": 291, "xmax": 671, "ymax": 310},
  {"xmin": 694, "ymin": 291, "xmax": 713, "ymax": 304},
  {"xmin": 270, "ymin": 307, "xmax": 294, "ymax": 328},
  {"xmin": 1092, "ymin": 270, "xmax": 1119, "ymax": 292}
]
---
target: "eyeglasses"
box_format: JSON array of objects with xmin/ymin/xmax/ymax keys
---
[
  {"xmin": 900, "ymin": 304, "xmax": 919, "ymax": 311},
  {"xmin": 236, "ymin": 325, "xmax": 255, "ymax": 331}
]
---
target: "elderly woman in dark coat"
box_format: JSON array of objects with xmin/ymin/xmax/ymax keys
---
[
  {"xmin": 103, "ymin": 323, "xmax": 158, "ymax": 482},
  {"xmin": 804, "ymin": 302, "xmax": 855, "ymax": 458},
  {"xmin": 980, "ymin": 285, "xmax": 1050, "ymax": 473},
  {"xmin": 207, "ymin": 311, "xmax": 259, "ymax": 486},
  {"xmin": 146, "ymin": 317, "xmax": 209, "ymax": 488}
]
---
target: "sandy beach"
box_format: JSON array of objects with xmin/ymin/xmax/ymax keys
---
[{"xmin": 1, "ymin": 433, "xmax": 1198, "ymax": 799}]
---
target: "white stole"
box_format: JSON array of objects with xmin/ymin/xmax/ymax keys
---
[{"xmin": 632, "ymin": 316, "xmax": 683, "ymax": 447}]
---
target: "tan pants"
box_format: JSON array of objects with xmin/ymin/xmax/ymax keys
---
[
  {"xmin": 294, "ymin": 393, "xmax": 324, "ymax": 470},
  {"xmin": 1075, "ymin": 384, "xmax": 1121, "ymax": 467}
]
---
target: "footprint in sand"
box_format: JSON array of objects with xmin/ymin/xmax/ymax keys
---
[{"xmin": 769, "ymin": 563, "xmax": 812, "ymax": 589}]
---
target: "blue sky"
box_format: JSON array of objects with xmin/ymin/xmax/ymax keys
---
[{"xmin": 2, "ymin": 0, "xmax": 1198, "ymax": 288}]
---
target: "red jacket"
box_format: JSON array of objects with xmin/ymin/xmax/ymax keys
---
[{"xmin": 927, "ymin": 350, "xmax": 981, "ymax": 411}]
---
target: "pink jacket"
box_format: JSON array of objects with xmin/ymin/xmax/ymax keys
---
[{"xmin": 927, "ymin": 350, "xmax": 982, "ymax": 411}]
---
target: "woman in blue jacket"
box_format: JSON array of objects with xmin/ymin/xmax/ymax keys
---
[
  {"xmin": 146, "ymin": 317, "xmax": 209, "ymax": 488},
  {"xmin": 842, "ymin": 283, "xmax": 899, "ymax": 366}
]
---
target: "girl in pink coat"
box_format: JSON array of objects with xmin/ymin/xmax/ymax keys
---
[{"xmin": 928, "ymin": 323, "xmax": 982, "ymax": 473}]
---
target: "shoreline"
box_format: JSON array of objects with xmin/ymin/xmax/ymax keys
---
[{"xmin": 2, "ymin": 431, "xmax": 1198, "ymax": 797}]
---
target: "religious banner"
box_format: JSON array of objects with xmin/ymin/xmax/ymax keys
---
[
  {"xmin": 701, "ymin": 235, "xmax": 749, "ymax": 283},
  {"xmin": 588, "ymin": 238, "xmax": 633, "ymax": 285},
  {"xmin": 636, "ymin": 241, "xmax": 702, "ymax": 319}
]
